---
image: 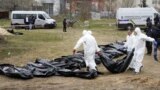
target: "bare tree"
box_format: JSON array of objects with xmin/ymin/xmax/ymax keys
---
[
  {"xmin": 0, "ymin": 0, "xmax": 17, "ymax": 11},
  {"xmin": 105, "ymin": 0, "xmax": 117, "ymax": 18},
  {"xmin": 77, "ymin": 0, "xmax": 91, "ymax": 21},
  {"xmin": 0, "ymin": 0, "xmax": 34, "ymax": 11},
  {"xmin": 121, "ymin": 0, "xmax": 135, "ymax": 7},
  {"xmin": 105, "ymin": 0, "xmax": 111, "ymax": 16},
  {"xmin": 139, "ymin": 0, "xmax": 148, "ymax": 7}
]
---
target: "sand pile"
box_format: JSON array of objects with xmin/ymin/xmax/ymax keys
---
[{"xmin": 0, "ymin": 27, "xmax": 12, "ymax": 35}]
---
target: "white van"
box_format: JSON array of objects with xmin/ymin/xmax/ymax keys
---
[
  {"xmin": 11, "ymin": 11, "xmax": 56, "ymax": 28},
  {"xmin": 116, "ymin": 7, "xmax": 159, "ymax": 29}
]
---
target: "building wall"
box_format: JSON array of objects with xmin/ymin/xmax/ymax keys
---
[
  {"xmin": 152, "ymin": 0, "xmax": 160, "ymax": 11},
  {"xmin": 53, "ymin": 0, "xmax": 60, "ymax": 16},
  {"xmin": 35, "ymin": 0, "xmax": 61, "ymax": 16},
  {"xmin": 60, "ymin": 0, "xmax": 67, "ymax": 14},
  {"xmin": 40, "ymin": 0, "xmax": 54, "ymax": 3}
]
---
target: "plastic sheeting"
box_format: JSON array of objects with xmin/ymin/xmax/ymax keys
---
[
  {"xmin": 0, "ymin": 41, "xmax": 133, "ymax": 79},
  {"xmin": 98, "ymin": 50, "xmax": 134, "ymax": 73}
]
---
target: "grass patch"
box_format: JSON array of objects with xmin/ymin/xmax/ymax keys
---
[
  {"xmin": 0, "ymin": 30, "xmax": 65, "ymax": 60},
  {"xmin": 89, "ymin": 19, "xmax": 116, "ymax": 29},
  {"xmin": 0, "ymin": 19, "xmax": 10, "ymax": 27},
  {"xmin": 6, "ymin": 30, "xmax": 64, "ymax": 42},
  {"xmin": 53, "ymin": 18, "xmax": 117, "ymax": 30},
  {"xmin": 0, "ymin": 18, "xmax": 126, "ymax": 64},
  {"xmin": 71, "ymin": 19, "xmax": 117, "ymax": 30},
  {"xmin": 0, "ymin": 48, "xmax": 26, "ymax": 59},
  {"xmin": 0, "ymin": 18, "xmax": 117, "ymax": 30}
]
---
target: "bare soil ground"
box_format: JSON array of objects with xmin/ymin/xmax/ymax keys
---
[
  {"xmin": 0, "ymin": 28, "xmax": 160, "ymax": 90},
  {"xmin": 0, "ymin": 27, "xmax": 12, "ymax": 35}
]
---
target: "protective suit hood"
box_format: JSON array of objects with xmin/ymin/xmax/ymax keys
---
[
  {"xmin": 83, "ymin": 30, "xmax": 88, "ymax": 36},
  {"xmin": 88, "ymin": 30, "xmax": 92, "ymax": 35},
  {"xmin": 135, "ymin": 27, "xmax": 142, "ymax": 36}
]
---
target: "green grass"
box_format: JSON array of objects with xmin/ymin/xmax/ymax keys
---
[
  {"xmin": 12, "ymin": 30, "xmax": 64, "ymax": 42},
  {"xmin": 0, "ymin": 18, "xmax": 117, "ymax": 29},
  {"xmin": 0, "ymin": 19, "xmax": 10, "ymax": 27},
  {"xmin": 75, "ymin": 19, "xmax": 117, "ymax": 30},
  {"xmin": 0, "ymin": 30, "xmax": 65, "ymax": 60},
  {"xmin": 52, "ymin": 17, "xmax": 117, "ymax": 30},
  {"xmin": 0, "ymin": 18, "xmax": 125, "ymax": 63},
  {"xmin": 0, "ymin": 48, "xmax": 26, "ymax": 59}
]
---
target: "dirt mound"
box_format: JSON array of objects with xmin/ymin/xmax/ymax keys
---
[{"xmin": 0, "ymin": 27, "xmax": 12, "ymax": 35}]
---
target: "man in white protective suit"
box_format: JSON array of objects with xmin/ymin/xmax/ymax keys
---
[
  {"xmin": 132, "ymin": 27, "xmax": 155, "ymax": 74},
  {"xmin": 124, "ymin": 29, "xmax": 135, "ymax": 52},
  {"xmin": 73, "ymin": 30, "xmax": 100, "ymax": 71},
  {"xmin": 124, "ymin": 29, "xmax": 136, "ymax": 70}
]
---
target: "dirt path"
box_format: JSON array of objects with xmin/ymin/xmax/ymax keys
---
[{"xmin": 0, "ymin": 55, "xmax": 159, "ymax": 90}]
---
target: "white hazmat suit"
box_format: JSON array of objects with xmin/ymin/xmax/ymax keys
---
[
  {"xmin": 124, "ymin": 33, "xmax": 136, "ymax": 69},
  {"xmin": 73, "ymin": 30, "xmax": 100, "ymax": 71},
  {"xmin": 133, "ymin": 27, "xmax": 155, "ymax": 73},
  {"xmin": 124, "ymin": 33, "xmax": 135, "ymax": 52}
]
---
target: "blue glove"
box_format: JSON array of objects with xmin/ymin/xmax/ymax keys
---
[
  {"xmin": 153, "ymin": 40, "xmax": 158, "ymax": 46},
  {"xmin": 153, "ymin": 40, "xmax": 158, "ymax": 61}
]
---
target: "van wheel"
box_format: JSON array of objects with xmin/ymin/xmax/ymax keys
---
[{"xmin": 127, "ymin": 24, "xmax": 133, "ymax": 30}]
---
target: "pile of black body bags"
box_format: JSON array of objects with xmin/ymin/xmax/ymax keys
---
[{"xmin": 0, "ymin": 41, "xmax": 134, "ymax": 79}]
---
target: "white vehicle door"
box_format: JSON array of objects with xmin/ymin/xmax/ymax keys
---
[
  {"xmin": 132, "ymin": 14, "xmax": 153, "ymax": 25},
  {"xmin": 35, "ymin": 14, "xmax": 46, "ymax": 27}
]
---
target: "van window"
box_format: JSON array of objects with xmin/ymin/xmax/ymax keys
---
[
  {"xmin": 43, "ymin": 13, "xmax": 51, "ymax": 19},
  {"xmin": 30, "ymin": 14, "xmax": 37, "ymax": 19},
  {"xmin": 13, "ymin": 14, "xmax": 37, "ymax": 19},
  {"xmin": 13, "ymin": 14, "xmax": 26, "ymax": 19},
  {"xmin": 38, "ymin": 14, "xmax": 45, "ymax": 20}
]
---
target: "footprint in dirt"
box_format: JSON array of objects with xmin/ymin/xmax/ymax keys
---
[
  {"xmin": 130, "ymin": 77, "xmax": 141, "ymax": 82},
  {"xmin": 130, "ymin": 77, "xmax": 152, "ymax": 84}
]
